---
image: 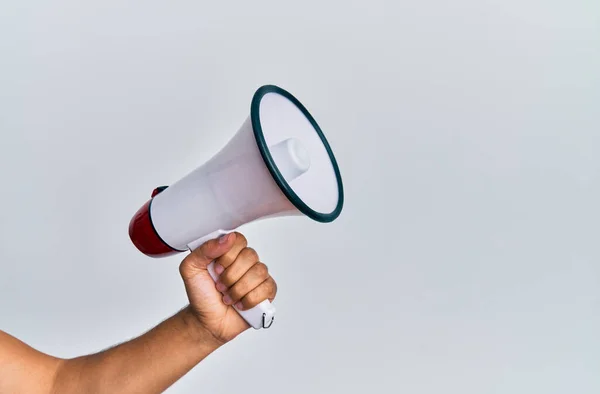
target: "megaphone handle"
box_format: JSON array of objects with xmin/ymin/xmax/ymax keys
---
[
  {"xmin": 207, "ymin": 261, "xmax": 276, "ymax": 329},
  {"xmin": 187, "ymin": 232, "xmax": 276, "ymax": 330}
]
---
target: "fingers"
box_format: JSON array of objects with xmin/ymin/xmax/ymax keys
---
[
  {"xmin": 222, "ymin": 262, "xmax": 270, "ymax": 306},
  {"xmin": 179, "ymin": 233, "xmax": 237, "ymax": 280},
  {"xmin": 237, "ymin": 277, "xmax": 277, "ymax": 310},
  {"xmin": 213, "ymin": 242, "xmax": 277, "ymax": 310},
  {"xmin": 213, "ymin": 232, "xmax": 248, "ymax": 274},
  {"xmin": 216, "ymin": 247, "xmax": 259, "ymax": 289}
]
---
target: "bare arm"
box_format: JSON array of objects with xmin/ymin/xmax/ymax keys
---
[
  {"xmin": 0, "ymin": 330, "xmax": 63, "ymax": 393},
  {"xmin": 0, "ymin": 233, "xmax": 277, "ymax": 394},
  {"xmin": 53, "ymin": 306, "xmax": 223, "ymax": 394},
  {"xmin": 0, "ymin": 308, "xmax": 218, "ymax": 394}
]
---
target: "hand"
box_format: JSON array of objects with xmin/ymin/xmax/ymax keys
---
[{"xmin": 179, "ymin": 232, "xmax": 277, "ymax": 345}]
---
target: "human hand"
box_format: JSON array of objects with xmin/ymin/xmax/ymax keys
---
[{"xmin": 179, "ymin": 232, "xmax": 277, "ymax": 345}]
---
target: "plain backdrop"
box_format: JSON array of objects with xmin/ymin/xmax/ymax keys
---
[{"xmin": 1, "ymin": 1, "xmax": 599, "ymax": 393}]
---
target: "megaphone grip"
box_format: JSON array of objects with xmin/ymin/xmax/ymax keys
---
[
  {"xmin": 207, "ymin": 261, "xmax": 276, "ymax": 329},
  {"xmin": 188, "ymin": 232, "xmax": 276, "ymax": 330}
]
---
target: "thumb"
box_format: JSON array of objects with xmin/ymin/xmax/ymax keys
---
[{"xmin": 179, "ymin": 233, "xmax": 237, "ymax": 280}]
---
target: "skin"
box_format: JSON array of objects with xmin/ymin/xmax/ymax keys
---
[{"xmin": 0, "ymin": 232, "xmax": 277, "ymax": 394}]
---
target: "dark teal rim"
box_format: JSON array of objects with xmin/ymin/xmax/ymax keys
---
[{"xmin": 250, "ymin": 85, "xmax": 344, "ymax": 223}]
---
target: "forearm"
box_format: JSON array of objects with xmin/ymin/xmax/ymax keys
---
[{"xmin": 52, "ymin": 307, "xmax": 222, "ymax": 394}]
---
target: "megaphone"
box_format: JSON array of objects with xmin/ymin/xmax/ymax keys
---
[{"xmin": 128, "ymin": 85, "xmax": 344, "ymax": 330}]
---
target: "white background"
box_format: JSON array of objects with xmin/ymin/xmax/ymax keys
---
[{"xmin": 1, "ymin": 1, "xmax": 599, "ymax": 393}]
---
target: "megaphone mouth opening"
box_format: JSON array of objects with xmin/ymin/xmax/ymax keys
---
[{"xmin": 251, "ymin": 85, "xmax": 344, "ymax": 223}]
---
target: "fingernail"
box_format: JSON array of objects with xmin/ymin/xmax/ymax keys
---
[
  {"xmin": 223, "ymin": 294, "xmax": 232, "ymax": 305},
  {"xmin": 235, "ymin": 302, "xmax": 244, "ymax": 310},
  {"xmin": 216, "ymin": 282, "xmax": 227, "ymax": 292},
  {"xmin": 214, "ymin": 264, "xmax": 224, "ymax": 275},
  {"xmin": 218, "ymin": 234, "xmax": 230, "ymax": 244}
]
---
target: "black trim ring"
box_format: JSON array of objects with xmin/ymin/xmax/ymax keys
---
[{"xmin": 250, "ymin": 85, "xmax": 344, "ymax": 223}]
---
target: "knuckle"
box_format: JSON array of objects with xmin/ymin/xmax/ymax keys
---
[
  {"xmin": 254, "ymin": 262, "xmax": 269, "ymax": 277},
  {"xmin": 233, "ymin": 232, "xmax": 248, "ymax": 248},
  {"xmin": 268, "ymin": 278, "xmax": 277, "ymax": 296},
  {"xmin": 240, "ymin": 247, "xmax": 259, "ymax": 262}
]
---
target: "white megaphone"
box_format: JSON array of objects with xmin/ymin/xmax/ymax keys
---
[{"xmin": 129, "ymin": 85, "xmax": 344, "ymax": 330}]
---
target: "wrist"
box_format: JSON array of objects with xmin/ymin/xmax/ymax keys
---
[{"xmin": 179, "ymin": 306, "xmax": 226, "ymax": 349}]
